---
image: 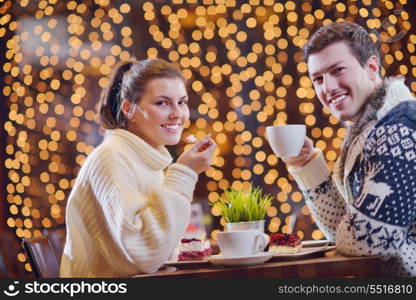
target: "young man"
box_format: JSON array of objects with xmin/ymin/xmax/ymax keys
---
[{"xmin": 284, "ymin": 22, "xmax": 416, "ymax": 277}]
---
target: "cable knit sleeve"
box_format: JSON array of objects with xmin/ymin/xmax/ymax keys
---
[
  {"xmin": 78, "ymin": 148, "xmax": 198, "ymax": 277},
  {"xmin": 288, "ymin": 149, "xmax": 347, "ymax": 241}
]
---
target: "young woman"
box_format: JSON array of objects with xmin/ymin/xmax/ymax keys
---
[{"xmin": 60, "ymin": 59, "xmax": 216, "ymax": 277}]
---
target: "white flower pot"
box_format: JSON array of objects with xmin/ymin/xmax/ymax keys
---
[{"xmin": 225, "ymin": 220, "xmax": 265, "ymax": 233}]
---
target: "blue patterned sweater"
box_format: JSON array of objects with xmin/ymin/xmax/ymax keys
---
[{"xmin": 289, "ymin": 78, "xmax": 416, "ymax": 277}]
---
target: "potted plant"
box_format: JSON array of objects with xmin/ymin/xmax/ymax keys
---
[{"xmin": 211, "ymin": 184, "xmax": 273, "ymax": 232}]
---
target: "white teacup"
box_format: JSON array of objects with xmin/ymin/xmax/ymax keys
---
[
  {"xmin": 217, "ymin": 230, "xmax": 269, "ymax": 257},
  {"xmin": 266, "ymin": 124, "xmax": 306, "ymax": 158}
]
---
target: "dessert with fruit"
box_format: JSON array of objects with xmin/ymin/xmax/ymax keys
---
[
  {"xmin": 268, "ymin": 233, "xmax": 302, "ymax": 254},
  {"xmin": 172, "ymin": 238, "xmax": 212, "ymax": 261}
]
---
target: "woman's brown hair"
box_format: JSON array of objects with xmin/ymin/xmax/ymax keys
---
[{"xmin": 97, "ymin": 58, "xmax": 186, "ymax": 129}]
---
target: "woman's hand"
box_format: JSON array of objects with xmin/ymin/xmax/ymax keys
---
[
  {"xmin": 281, "ymin": 137, "xmax": 314, "ymax": 168},
  {"xmin": 177, "ymin": 134, "xmax": 217, "ymax": 174}
]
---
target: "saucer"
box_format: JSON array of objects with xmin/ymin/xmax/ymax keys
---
[
  {"xmin": 207, "ymin": 252, "xmax": 272, "ymax": 266},
  {"xmin": 165, "ymin": 259, "xmax": 210, "ymax": 268},
  {"xmin": 269, "ymin": 245, "xmax": 338, "ymax": 259}
]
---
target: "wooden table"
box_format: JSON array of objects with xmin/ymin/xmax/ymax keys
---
[{"xmin": 134, "ymin": 250, "xmax": 381, "ymax": 278}]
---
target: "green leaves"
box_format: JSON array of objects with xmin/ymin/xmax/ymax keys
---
[{"xmin": 211, "ymin": 185, "xmax": 273, "ymax": 223}]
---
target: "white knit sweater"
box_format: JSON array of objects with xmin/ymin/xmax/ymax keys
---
[{"xmin": 60, "ymin": 129, "xmax": 198, "ymax": 277}]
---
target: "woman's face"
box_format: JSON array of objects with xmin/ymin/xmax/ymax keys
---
[{"xmin": 128, "ymin": 77, "xmax": 189, "ymax": 148}]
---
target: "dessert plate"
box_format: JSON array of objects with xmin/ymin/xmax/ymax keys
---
[
  {"xmin": 164, "ymin": 259, "xmax": 210, "ymax": 267},
  {"xmin": 302, "ymin": 239, "xmax": 330, "ymax": 247},
  {"xmin": 207, "ymin": 252, "xmax": 273, "ymax": 266},
  {"xmin": 270, "ymin": 245, "xmax": 337, "ymax": 259}
]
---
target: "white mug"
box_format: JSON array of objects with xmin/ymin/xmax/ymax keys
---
[
  {"xmin": 266, "ymin": 124, "xmax": 306, "ymax": 158},
  {"xmin": 217, "ymin": 230, "xmax": 269, "ymax": 257}
]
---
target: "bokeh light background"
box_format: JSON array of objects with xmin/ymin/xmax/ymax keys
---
[{"xmin": 1, "ymin": 0, "xmax": 415, "ymax": 273}]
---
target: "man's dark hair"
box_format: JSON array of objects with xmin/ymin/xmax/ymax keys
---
[{"xmin": 303, "ymin": 22, "xmax": 381, "ymax": 70}]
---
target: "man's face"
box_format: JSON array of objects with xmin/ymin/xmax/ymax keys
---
[{"xmin": 308, "ymin": 41, "xmax": 380, "ymax": 123}]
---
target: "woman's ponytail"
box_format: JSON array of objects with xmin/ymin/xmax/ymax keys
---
[{"xmin": 97, "ymin": 61, "xmax": 133, "ymax": 129}]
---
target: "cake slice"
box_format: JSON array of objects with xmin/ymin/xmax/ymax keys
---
[
  {"xmin": 177, "ymin": 238, "xmax": 212, "ymax": 261},
  {"xmin": 268, "ymin": 233, "xmax": 302, "ymax": 254}
]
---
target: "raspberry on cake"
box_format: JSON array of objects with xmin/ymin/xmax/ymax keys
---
[
  {"xmin": 177, "ymin": 238, "xmax": 212, "ymax": 261},
  {"xmin": 268, "ymin": 233, "xmax": 302, "ymax": 254}
]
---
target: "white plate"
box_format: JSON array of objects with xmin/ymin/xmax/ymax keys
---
[
  {"xmin": 207, "ymin": 252, "xmax": 273, "ymax": 266},
  {"xmin": 270, "ymin": 245, "xmax": 337, "ymax": 259},
  {"xmin": 164, "ymin": 259, "xmax": 210, "ymax": 267},
  {"xmin": 302, "ymin": 240, "xmax": 330, "ymax": 247}
]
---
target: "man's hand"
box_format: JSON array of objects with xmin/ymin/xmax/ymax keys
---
[{"xmin": 281, "ymin": 137, "xmax": 314, "ymax": 168}]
